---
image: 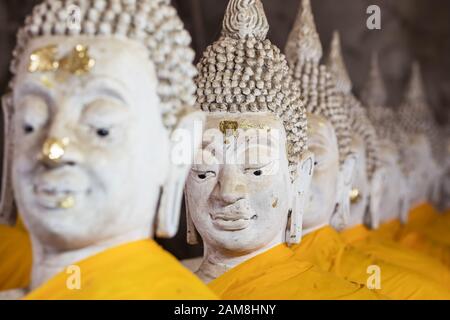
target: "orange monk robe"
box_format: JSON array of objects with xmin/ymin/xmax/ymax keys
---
[
  {"xmin": 25, "ymin": 240, "xmax": 217, "ymax": 300},
  {"xmin": 395, "ymin": 204, "xmax": 450, "ymax": 266},
  {"xmin": 290, "ymin": 226, "xmax": 450, "ymax": 299},
  {"xmin": 341, "ymin": 224, "xmax": 450, "ymax": 289},
  {"xmin": 208, "ymin": 244, "xmax": 382, "ymax": 300},
  {"xmin": 370, "ymin": 220, "xmax": 403, "ymax": 242},
  {"xmin": 402, "ymin": 203, "xmax": 450, "ymax": 246},
  {"xmin": 0, "ymin": 224, "xmax": 32, "ymax": 291}
]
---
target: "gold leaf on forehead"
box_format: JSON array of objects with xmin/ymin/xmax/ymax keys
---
[
  {"xmin": 219, "ymin": 120, "xmax": 239, "ymax": 135},
  {"xmin": 28, "ymin": 44, "xmax": 95, "ymax": 76},
  {"xmin": 28, "ymin": 45, "xmax": 59, "ymax": 73},
  {"xmin": 239, "ymin": 120, "xmax": 270, "ymax": 131},
  {"xmin": 59, "ymin": 44, "xmax": 96, "ymax": 75}
]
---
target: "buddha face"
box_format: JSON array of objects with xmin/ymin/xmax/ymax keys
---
[
  {"xmin": 377, "ymin": 140, "xmax": 404, "ymax": 223},
  {"xmin": 304, "ymin": 114, "xmax": 342, "ymax": 231},
  {"xmin": 12, "ymin": 37, "xmax": 172, "ymax": 250},
  {"xmin": 348, "ymin": 135, "xmax": 369, "ymax": 228},
  {"xmin": 403, "ymin": 133, "xmax": 434, "ymax": 206},
  {"xmin": 185, "ymin": 113, "xmax": 294, "ymax": 255}
]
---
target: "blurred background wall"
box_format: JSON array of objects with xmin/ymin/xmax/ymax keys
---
[{"xmin": 1, "ymin": 0, "xmax": 449, "ymax": 258}]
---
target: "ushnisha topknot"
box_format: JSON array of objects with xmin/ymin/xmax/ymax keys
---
[
  {"xmin": 360, "ymin": 53, "xmax": 388, "ymax": 108},
  {"xmin": 285, "ymin": 0, "xmax": 323, "ymax": 65},
  {"xmin": 285, "ymin": 1, "xmax": 351, "ymax": 165},
  {"xmin": 397, "ymin": 62, "xmax": 434, "ymax": 135},
  {"xmin": 196, "ymin": 0, "xmax": 308, "ymax": 178},
  {"xmin": 327, "ymin": 31, "xmax": 381, "ymax": 181},
  {"xmin": 10, "ymin": 0, "xmax": 197, "ymax": 131},
  {"xmin": 363, "ymin": 53, "xmax": 409, "ymax": 155}
]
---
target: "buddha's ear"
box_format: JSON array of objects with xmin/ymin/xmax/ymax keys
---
[
  {"xmin": 185, "ymin": 189, "xmax": 200, "ymax": 245},
  {"xmin": 0, "ymin": 93, "xmax": 17, "ymax": 226},
  {"xmin": 286, "ymin": 151, "xmax": 314, "ymax": 245},
  {"xmin": 332, "ymin": 153, "xmax": 357, "ymax": 230},
  {"xmin": 368, "ymin": 167, "xmax": 386, "ymax": 229},
  {"xmin": 155, "ymin": 111, "xmax": 205, "ymax": 238}
]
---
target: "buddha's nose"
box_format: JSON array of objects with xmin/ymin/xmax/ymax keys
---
[
  {"xmin": 41, "ymin": 137, "xmax": 76, "ymax": 168},
  {"xmin": 213, "ymin": 170, "xmax": 247, "ymax": 205}
]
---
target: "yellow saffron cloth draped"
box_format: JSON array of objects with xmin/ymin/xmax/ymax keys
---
[
  {"xmin": 341, "ymin": 224, "xmax": 450, "ymax": 289},
  {"xmin": 0, "ymin": 224, "xmax": 32, "ymax": 291},
  {"xmin": 396, "ymin": 203, "xmax": 450, "ymax": 266},
  {"xmin": 371, "ymin": 220, "xmax": 403, "ymax": 241},
  {"xmin": 24, "ymin": 240, "xmax": 217, "ymax": 300},
  {"xmin": 291, "ymin": 226, "xmax": 450, "ymax": 299},
  {"xmin": 404, "ymin": 203, "xmax": 450, "ymax": 244},
  {"xmin": 208, "ymin": 244, "xmax": 381, "ymax": 300}
]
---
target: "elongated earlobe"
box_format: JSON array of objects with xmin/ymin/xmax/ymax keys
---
[
  {"xmin": 156, "ymin": 111, "xmax": 205, "ymax": 238},
  {"xmin": 332, "ymin": 153, "xmax": 357, "ymax": 231},
  {"xmin": 0, "ymin": 93, "xmax": 17, "ymax": 226},
  {"xmin": 286, "ymin": 151, "xmax": 314, "ymax": 245}
]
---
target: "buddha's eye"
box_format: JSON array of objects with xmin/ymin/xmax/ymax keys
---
[
  {"xmin": 195, "ymin": 171, "xmax": 216, "ymax": 181},
  {"xmin": 253, "ymin": 169, "xmax": 263, "ymax": 176},
  {"xmin": 245, "ymin": 161, "xmax": 273, "ymax": 177},
  {"xmin": 96, "ymin": 128, "xmax": 110, "ymax": 138},
  {"xmin": 23, "ymin": 124, "xmax": 35, "ymax": 134}
]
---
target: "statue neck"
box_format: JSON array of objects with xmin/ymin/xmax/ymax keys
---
[
  {"xmin": 197, "ymin": 237, "xmax": 283, "ymax": 283},
  {"xmin": 30, "ymin": 227, "xmax": 151, "ymax": 290}
]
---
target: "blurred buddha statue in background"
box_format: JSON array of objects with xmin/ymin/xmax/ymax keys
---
[
  {"xmin": 185, "ymin": 0, "xmax": 380, "ymax": 300},
  {"xmin": 285, "ymin": 2, "xmax": 355, "ymax": 234},
  {"xmin": 397, "ymin": 63, "xmax": 439, "ymax": 210},
  {"xmin": 0, "ymin": 0, "xmax": 216, "ymax": 300},
  {"xmin": 362, "ymin": 53, "xmax": 410, "ymax": 227},
  {"xmin": 283, "ymin": 1, "xmax": 450, "ymax": 299},
  {"xmin": 326, "ymin": 32, "xmax": 385, "ymax": 231}
]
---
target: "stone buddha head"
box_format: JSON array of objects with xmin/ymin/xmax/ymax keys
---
[
  {"xmin": 184, "ymin": 0, "xmax": 314, "ymax": 281},
  {"xmin": 286, "ymin": 2, "xmax": 355, "ymax": 234},
  {"xmin": 397, "ymin": 62, "xmax": 438, "ymax": 207},
  {"xmin": 324, "ymin": 31, "xmax": 383, "ymax": 230},
  {"xmin": 362, "ymin": 53, "xmax": 410, "ymax": 224},
  {"xmin": 1, "ymin": 0, "xmax": 199, "ymax": 263}
]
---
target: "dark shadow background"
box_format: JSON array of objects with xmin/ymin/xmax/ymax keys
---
[{"xmin": 1, "ymin": 0, "xmax": 449, "ymax": 259}]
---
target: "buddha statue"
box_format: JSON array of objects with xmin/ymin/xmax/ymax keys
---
[
  {"xmin": 397, "ymin": 62, "xmax": 439, "ymax": 209},
  {"xmin": 325, "ymin": 32, "xmax": 385, "ymax": 230},
  {"xmin": 285, "ymin": 3, "xmax": 354, "ymax": 234},
  {"xmin": 0, "ymin": 0, "xmax": 216, "ymax": 300},
  {"xmin": 184, "ymin": 0, "xmax": 381, "ymax": 300},
  {"xmin": 282, "ymin": 3, "xmax": 450, "ymax": 299},
  {"xmin": 362, "ymin": 53, "xmax": 410, "ymax": 225}
]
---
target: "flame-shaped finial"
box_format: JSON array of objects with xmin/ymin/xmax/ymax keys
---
[
  {"xmin": 361, "ymin": 52, "xmax": 388, "ymax": 107},
  {"xmin": 326, "ymin": 31, "xmax": 352, "ymax": 94},
  {"xmin": 222, "ymin": 0, "xmax": 269, "ymax": 40},
  {"xmin": 285, "ymin": 0, "xmax": 323, "ymax": 65},
  {"xmin": 403, "ymin": 61, "xmax": 427, "ymax": 106},
  {"xmin": 398, "ymin": 61, "xmax": 433, "ymax": 135}
]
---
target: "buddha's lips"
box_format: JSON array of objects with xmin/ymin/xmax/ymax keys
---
[
  {"xmin": 33, "ymin": 184, "xmax": 88, "ymax": 210},
  {"xmin": 210, "ymin": 211, "xmax": 257, "ymax": 231},
  {"xmin": 210, "ymin": 212, "xmax": 257, "ymax": 222}
]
